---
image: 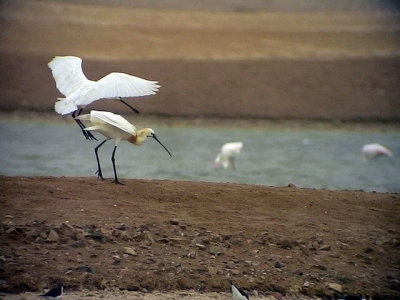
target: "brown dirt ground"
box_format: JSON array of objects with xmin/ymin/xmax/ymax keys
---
[{"xmin": 1, "ymin": 176, "xmax": 399, "ymax": 299}]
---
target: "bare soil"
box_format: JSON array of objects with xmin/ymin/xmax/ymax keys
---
[{"xmin": 1, "ymin": 176, "xmax": 399, "ymax": 299}]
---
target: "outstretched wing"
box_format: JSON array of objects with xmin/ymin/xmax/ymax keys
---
[
  {"xmin": 82, "ymin": 72, "xmax": 160, "ymax": 104},
  {"xmin": 90, "ymin": 110, "xmax": 136, "ymax": 136},
  {"xmin": 48, "ymin": 56, "xmax": 92, "ymax": 97}
]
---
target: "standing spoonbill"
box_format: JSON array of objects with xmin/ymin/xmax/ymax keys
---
[
  {"xmin": 48, "ymin": 56, "xmax": 160, "ymax": 140},
  {"xmin": 214, "ymin": 142, "xmax": 243, "ymax": 170},
  {"xmin": 230, "ymin": 281, "xmax": 249, "ymax": 300},
  {"xmin": 361, "ymin": 143, "xmax": 393, "ymax": 161},
  {"xmin": 76, "ymin": 110, "xmax": 171, "ymax": 185}
]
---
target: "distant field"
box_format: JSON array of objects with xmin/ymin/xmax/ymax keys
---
[
  {"xmin": 1, "ymin": 0, "xmax": 400, "ymax": 60},
  {"xmin": 1, "ymin": 0, "xmax": 400, "ymax": 119}
]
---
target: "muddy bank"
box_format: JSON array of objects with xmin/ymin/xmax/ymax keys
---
[{"xmin": 1, "ymin": 176, "xmax": 399, "ymax": 299}]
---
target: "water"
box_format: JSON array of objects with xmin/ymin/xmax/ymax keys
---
[{"xmin": 1, "ymin": 116, "xmax": 399, "ymax": 193}]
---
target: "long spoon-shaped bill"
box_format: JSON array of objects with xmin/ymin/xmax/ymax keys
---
[{"xmin": 152, "ymin": 134, "xmax": 172, "ymax": 157}]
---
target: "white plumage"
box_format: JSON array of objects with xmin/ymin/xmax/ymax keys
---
[
  {"xmin": 48, "ymin": 56, "xmax": 160, "ymax": 115},
  {"xmin": 214, "ymin": 142, "xmax": 243, "ymax": 170},
  {"xmin": 76, "ymin": 110, "xmax": 171, "ymax": 184},
  {"xmin": 83, "ymin": 110, "xmax": 137, "ymax": 140},
  {"xmin": 361, "ymin": 143, "xmax": 393, "ymax": 161}
]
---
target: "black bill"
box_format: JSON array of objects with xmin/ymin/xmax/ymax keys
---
[{"xmin": 152, "ymin": 134, "xmax": 172, "ymax": 157}]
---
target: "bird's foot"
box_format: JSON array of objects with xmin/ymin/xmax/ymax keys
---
[
  {"xmin": 95, "ymin": 170, "xmax": 104, "ymax": 180},
  {"xmin": 112, "ymin": 180, "xmax": 125, "ymax": 185}
]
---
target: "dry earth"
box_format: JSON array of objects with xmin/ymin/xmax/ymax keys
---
[{"xmin": 1, "ymin": 176, "xmax": 400, "ymax": 299}]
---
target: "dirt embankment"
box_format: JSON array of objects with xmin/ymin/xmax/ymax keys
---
[
  {"xmin": 1, "ymin": 54, "xmax": 400, "ymax": 120},
  {"xmin": 1, "ymin": 0, "xmax": 400, "ymax": 120},
  {"xmin": 1, "ymin": 176, "xmax": 399, "ymax": 299}
]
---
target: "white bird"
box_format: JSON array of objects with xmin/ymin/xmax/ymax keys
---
[
  {"xmin": 48, "ymin": 56, "xmax": 160, "ymax": 140},
  {"xmin": 214, "ymin": 142, "xmax": 243, "ymax": 170},
  {"xmin": 361, "ymin": 143, "xmax": 393, "ymax": 161},
  {"xmin": 40, "ymin": 284, "xmax": 63, "ymax": 298},
  {"xmin": 76, "ymin": 110, "xmax": 171, "ymax": 184},
  {"xmin": 230, "ymin": 281, "xmax": 249, "ymax": 300}
]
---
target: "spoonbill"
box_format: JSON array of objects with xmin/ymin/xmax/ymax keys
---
[
  {"xmin": 214, "ymin": 142, "xmax": 243, "ymax": 170},
  {"xmin": 76, "ymin": 110, "xmax": 171, "ymax": 185},
  {"xmin": 230, "ymin": 281, "xmax": 249, "ymax": 300},
  {"xmin": 40, "ymin": 284, "xmax": 63, "ymax": 298},
  {"xmin": 361, "ymin": 143, "xmax": 393, "ymax": 161},
  {"xmin": 48, "ymin": 56, "xmax": 160, "ymax": 140}
]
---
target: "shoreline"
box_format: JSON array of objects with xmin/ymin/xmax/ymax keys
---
[
  {"xmin": 3, "ymin": 174, "xmax": 400, "ymax": 194},
  {"xmin": 2, "ymin": 111, "xmax": 400, "ymax": 132}
]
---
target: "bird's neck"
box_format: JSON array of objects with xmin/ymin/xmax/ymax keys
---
[{"xmin": 129, "ymin": 130, "xmax": 148, "ymax": 145}]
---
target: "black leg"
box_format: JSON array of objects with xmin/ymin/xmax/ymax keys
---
[
  {"xmin": 119, "ymin": 97, "xmax": 140, "ymax": 114},
  {"xmin": 72, "ymin": 110, "xmax": 84, "ymax": 130},
  {"xmin": 94, "ymin": 140, "xmax": 107, "ymax": 180},
  {"xmin": 111, "ymin": 145, "xmax": 124, "ymax": 185},
  {"xmin": 72, "ymin": 110, "xmax": 97, "ymax": 141}
]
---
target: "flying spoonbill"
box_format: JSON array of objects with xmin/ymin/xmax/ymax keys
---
[
  {"xmin": 361, "ymin": 143, "xmax": 393, "ymax": 161},
  {"xmin": 76, "ymin": 110, "xmax": 171, "ymax": 185},
  {"xmin": 48, "ymin": 56, "xmax": 160, "ymax": 140},
  {"xmin": 214, "ymin": 142, "xmax": 243, "ymax": 170},
  {"xmin": 230, "ymin": 281, "xmax": 249, "ymax": 300}
]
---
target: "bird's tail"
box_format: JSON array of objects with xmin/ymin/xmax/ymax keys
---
[{"xmin": 54, "ymin": 98, "xmax": 77, "ymax": 115}]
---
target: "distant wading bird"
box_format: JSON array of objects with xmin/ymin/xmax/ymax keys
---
[
  {"xmin": 76, "ymin": 110, "xmax": 172, "ymax": 185},
  {"xmin": 48, "ymin": 56, "xmax": 160, "ymax": 140},
  {"xmin": 214, "ymin": 142, "xmax": 243, "ymax": 170},
  {"xmin": 361, "ymin": 143, "xmax": 393, "ymax": 161}
]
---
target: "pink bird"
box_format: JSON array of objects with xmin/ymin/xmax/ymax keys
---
[{"xmin": 361, "ymin": 143, "xmax": 393, "ymax": 161}]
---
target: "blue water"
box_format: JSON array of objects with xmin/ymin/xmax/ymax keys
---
[{"xmin": 0, "ymin": 117, "xmax": 399, "ymax": 192}]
